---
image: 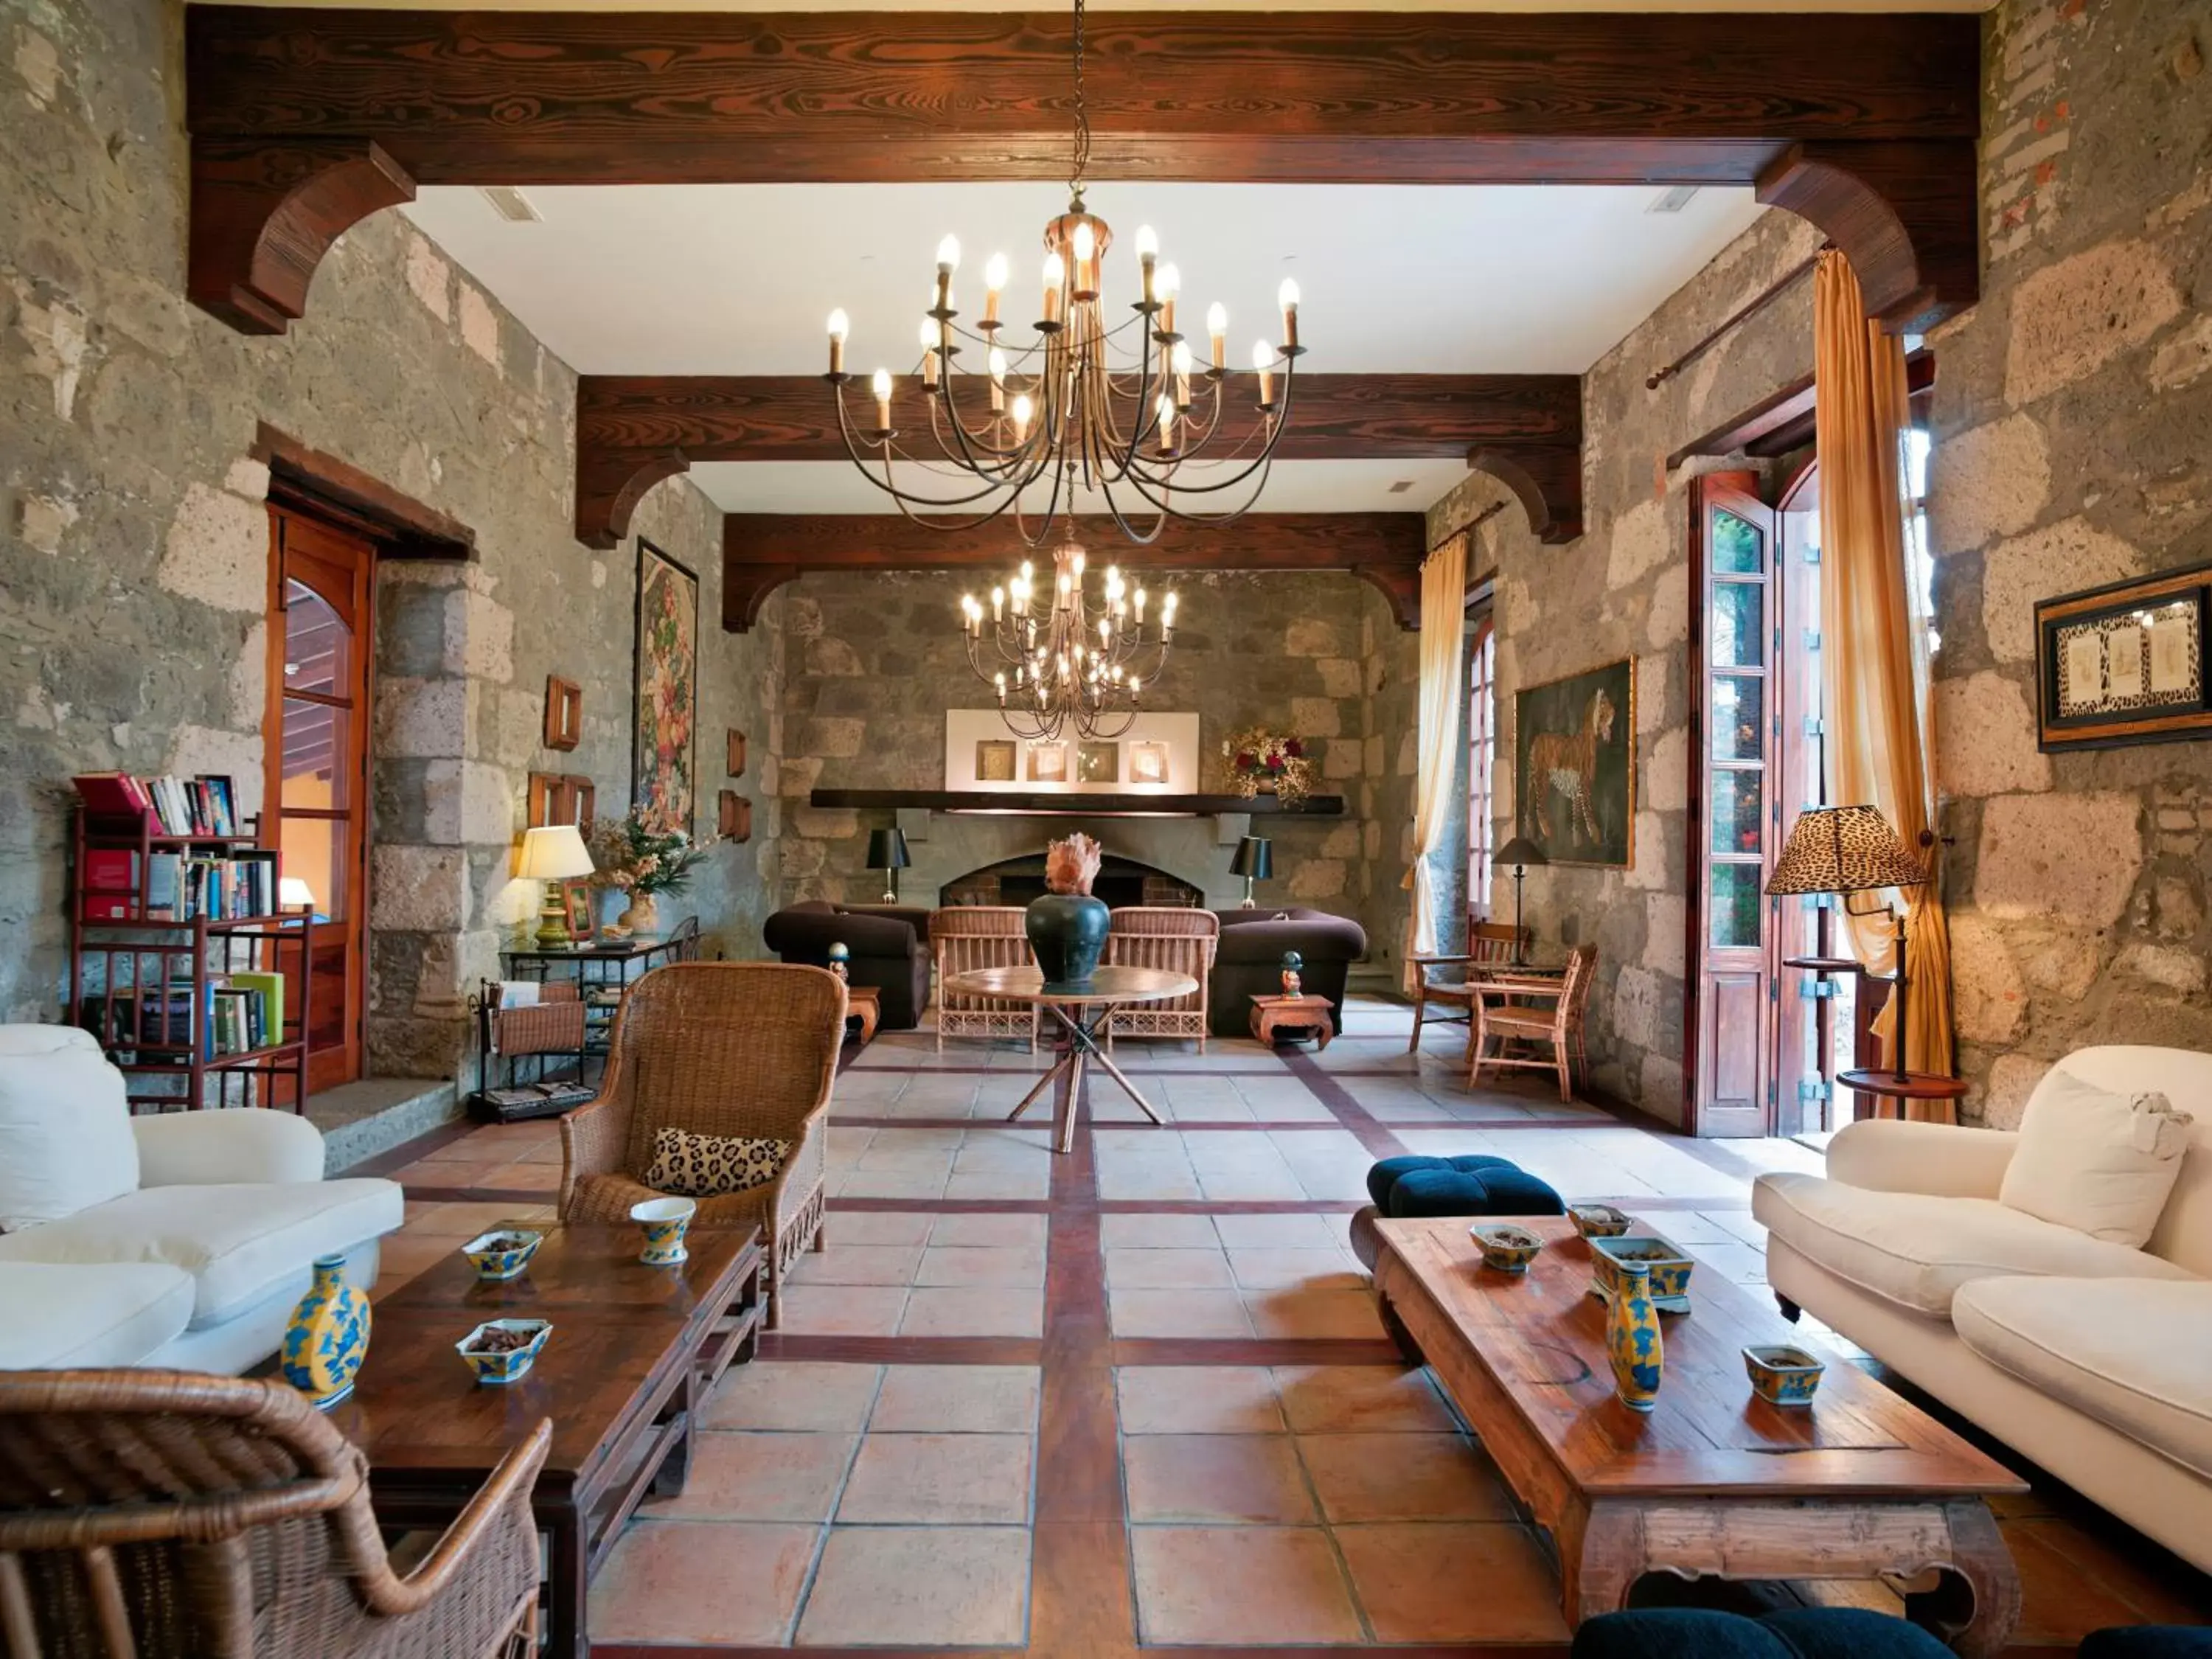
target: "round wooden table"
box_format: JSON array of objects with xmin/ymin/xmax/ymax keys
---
[{"xmin": 942, "ymin": 964, "xmax": 1198, "ymax": 1154}]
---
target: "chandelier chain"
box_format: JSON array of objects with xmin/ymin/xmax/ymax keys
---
[{"xmin": 1067, "ymin": 0, "xmax": 1091, "ymax": 201}]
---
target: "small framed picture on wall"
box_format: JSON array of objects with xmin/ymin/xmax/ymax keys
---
[
  {"xmin": 1077, "ymin": 741, "xmax": 1119, "ymax": 784},
  {"xmin": 975, "ymin": 739, "xmax": 1018, "ymax": 783},
  {"xmin": 2035, "ymin": 562, "xmax": 2211, "ymax": 751},
  {"xmin": 1127, "ymin": 740, "xmax": 1169, "ymax": 785},
  {"xmin": 1026, "ymin": 742, "xmax": 1068, "ymax": 783}
]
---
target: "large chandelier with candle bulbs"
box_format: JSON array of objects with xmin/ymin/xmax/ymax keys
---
[
  {"xmin": 821, "ymin": 0, "xmax": 1305, "ymax": 550},
  {"xmin": 959, "ymin": 529, "xmax": 1176, "ymax": 742}
]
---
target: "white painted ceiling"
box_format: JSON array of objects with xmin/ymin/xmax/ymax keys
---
[
  {"xmin": 689, "ymin": 456, "xmax": 1476, "ymax": 515},
  {"xmin": 403, "ymin": 179, "xmax": 1770, "ymax": 513},
  {"xmin": 406, "ymin": 181, "xmax": 1763, "ymax": 378}
]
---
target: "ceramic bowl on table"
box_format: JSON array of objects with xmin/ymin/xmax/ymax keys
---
[
  {"xmin": 1587, "ymin": 1234, "xmax": 1695, "ymax": 1311},
  {"xmin": 456, "ymin": 1318, "xmax": 553, "ymax": 1385},
  {"xmin": 461, "ymin": 1227, "xmax": 543, "ymax": 1282},
  {"xmin": 1743, "ymin": 1343, "xmax": 1826, "ymax": 1407},
  {"xmin": 1567, "ymin": 1203, "xmax": 1634, "ymax": 1240},
  {"xmin": 630, "ymin": 1196, "xmax": 698, "ymax": 1266},
  {"xmin": 1469, "ymin": 1222, "xmax": 1545, "ymax": 1274}
]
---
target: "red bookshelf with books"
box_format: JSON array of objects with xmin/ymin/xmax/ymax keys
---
[{"xmin": 67, "ymin": 774, "xmax": 312, "ymax": 1113}]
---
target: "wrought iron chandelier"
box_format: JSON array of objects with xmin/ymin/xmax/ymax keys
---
[
  {"xmin": 959, "ymin": 529, "xmax": 1175, "ymax": 742},
  {"xmin": 821, "ymin": 0, "xmax": 1307, "ymax": 549}
]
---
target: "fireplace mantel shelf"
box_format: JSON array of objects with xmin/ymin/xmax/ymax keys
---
[{"xmin": 810, "ymin": 788, "xmax": 1343, "ymax": 818}]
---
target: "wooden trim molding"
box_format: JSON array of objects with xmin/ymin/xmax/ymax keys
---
[
  {"xmin": 183, "ymin": 8, "xmax": 1980, "ymax": 336},
  {"xmin": 252, "ymin": 422, "xmax": 475, "ymax": 560},
  {"xmin": 1666, "ymin": 347, "xmax": 1936, "ymax": 471},
  {"xmin": 723, "ymin": 512, "xmax": 1430, "ymax": 632},
  {"xmin": 577, "ymin": 372, "xmax": 1582, "ymax": 550}
]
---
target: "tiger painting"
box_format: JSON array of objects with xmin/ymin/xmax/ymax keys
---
[{"xmin": 1526, "ymin": 686, "xmax": 1616, "ymax": 850}]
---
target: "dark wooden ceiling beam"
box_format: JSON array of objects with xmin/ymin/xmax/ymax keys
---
[
  {"xmin": 723, "ymin": 512, "xmax": 1430, "ymax": 632},
  {"xmin": 577, "ymin": 372, "xmax": 1581, "ymax": 550},
  {"xmin": 184, "ymin": 8, "xmax": 1980, "ymax": 335}
]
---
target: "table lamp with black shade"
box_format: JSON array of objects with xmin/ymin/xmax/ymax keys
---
[
  {"xmin": 867, "ymin": 827, "xmax": 911, "ymax": 904},
  {"xmin": 1492, "ymin": 835, "xmax": 1548, "ymax": 966},
  {"xmin": 1765, "ymin": 804, "xmax": 1928, "ymax": 1083},
  {"xmin": 1229, "ymin": 835, "xmax": 1273, "ymax": 908}
]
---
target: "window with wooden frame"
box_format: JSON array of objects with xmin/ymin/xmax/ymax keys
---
[{"xmin": 1466, "ymin": 616, "xmax": 1497, "ymax": 923}]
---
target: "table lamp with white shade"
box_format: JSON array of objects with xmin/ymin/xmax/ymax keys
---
[
  {"xmin": 278, "ymin": 877, "xmax": 318, "ymax": 919},
  {"xmin": 515, "ymin": 824, "xmax": 595, "ymax": 949}
]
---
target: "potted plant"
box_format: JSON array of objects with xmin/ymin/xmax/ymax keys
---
[{"xmin": 587, "ymin": 809, "xmax": 714, "ymax": 937}]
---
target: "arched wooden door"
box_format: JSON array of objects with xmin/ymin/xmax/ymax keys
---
[{"xmin": 265, "ymin": 506, "xmax": 374, "ymax": 1094}]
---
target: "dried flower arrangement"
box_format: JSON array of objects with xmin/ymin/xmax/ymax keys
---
[
  {"xmin": 1220, "ymin": 727, "xmax": 1315, "ymax": 804},
  {"xmin": 1044, "ymin": 831, "xmax": 1104, "ymax": 896}
]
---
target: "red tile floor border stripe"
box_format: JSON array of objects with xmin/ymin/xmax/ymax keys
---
[
  {"xmin": 1109, "ymin": 1337, "xmax": 1407, "ymax": 1367},
  {"xmin": 1278, "ymin": 1045, "xmax": 1409, "ymax": 1161},
  {"xmin": 401, "ymin": 1186, "xmax": 553, "ymax": 1203},
  {"xmin": 758, "ymin": 1335, "xmax": 1045, "ymax": 1366}
]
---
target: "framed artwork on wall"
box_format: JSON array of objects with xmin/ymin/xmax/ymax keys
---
[
  {"xmin": 975, "ymin": 739, "xmax": 1018, "ymax": 782},
  {"xmin": 726, "ymin": 729, "xmax": 747, "ymax": 776},
  {"xmin": 543, "ymin": 675, "xmax": 582, "ymax": 751},
  {"xmin": 2035, "ymin": 562, "xmax": 2211, "ymax": 751},
  {"xmin": 1077, "ymin": 741, "xmax": 1119, "ymax": 784},
  {"xmin": 1127, "ymin": 740, "xmax": 1169, "ymax": 785},
  {"xmin": 718, "ymin": 789, "xmax": 752, "ymax": 842},
  {"xmin": 1513, "ymin": 657, "xmax": 1635, "ymax": 868},
  {"xmin": 1026, "ymin": 742, "xmax": 1068, "ymax": 783},
  {"xmin": 632, "ymin": 538, "xmax": 698, "ymax": 834}
]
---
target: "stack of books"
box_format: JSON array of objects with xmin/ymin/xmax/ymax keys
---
[
  {"xmin": 80, "ymin": 971, "xmax": 285, "ymax": 1058},
  {"xmin": 73, "ymin": 773, "xmax": 242, "ymax": 838}
]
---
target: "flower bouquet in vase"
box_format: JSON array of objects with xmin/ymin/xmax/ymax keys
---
[
  {"xmin": 1221, "ymin": 728, "xmax": 1315, "ymax": 805},
  {"xmin": 588, "ymin": 809, "xmax": 714, "ymax": 938}
]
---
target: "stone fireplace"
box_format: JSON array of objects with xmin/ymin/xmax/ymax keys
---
[{"xmin": 942, "ymin": 853, "xmax": 1200, "ymax": 909}]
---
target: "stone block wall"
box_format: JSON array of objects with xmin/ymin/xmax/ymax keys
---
[
  {"xmin": 1437, "ymin": 0, "xmax": 2211, "ymax": 1127},
  {"xmin": 1430, "ymin": 210, "xmax": 1825, "ymax": 1126},
  {"xmin": 774, "ymin": 570, "xmax": 1421, "ymax": 977},
  {"xmin": 0, "ymin": 0, "xmax": 781, "ymax": 1072}
]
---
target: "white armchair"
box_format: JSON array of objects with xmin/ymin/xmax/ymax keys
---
[{"xmin": 0, "ymin": 1025, "xmax": 403, "ymax": 1374}]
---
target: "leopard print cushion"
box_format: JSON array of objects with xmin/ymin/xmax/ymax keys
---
[{"xmin": 644, "ymin": 1127, "xmax": 793, "ymax": 1198}]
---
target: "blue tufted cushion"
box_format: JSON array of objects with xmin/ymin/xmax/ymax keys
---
[
  {"xmin": 1574, "ymin": 1610, "xmax": 1953, "ymax": 1659},
  {"xmin": 1365, "ymin": 1153, "xmax": 1565, "ymax": 1219},
  {"xmin": 2079, "ymin": 1631, "xmax": 2212, "ymax": 1659}
]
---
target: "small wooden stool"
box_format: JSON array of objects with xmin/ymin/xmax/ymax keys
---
[
  {"xmin": 1251, "ymin": 992, "xmax": 1335, "ymax": 1049},
  {"xmin": 843, "ymin": 984, "xmax": 880, "ymax": 1046}
]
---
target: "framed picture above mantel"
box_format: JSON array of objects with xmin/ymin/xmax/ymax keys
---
[
  {"xmin": 2034, "ymin": 561, "xmax": 2211, "ymax": 751},
  {"xmin": 942, "ymin": 709, "xmax": 1201, "ymax": 796}
]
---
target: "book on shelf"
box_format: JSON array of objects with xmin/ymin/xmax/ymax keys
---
[{"xmin": 72, "ymin": 772, "xmax": 240, "ymax": 838}]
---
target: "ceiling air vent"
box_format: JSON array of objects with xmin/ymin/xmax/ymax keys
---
[
  {"xmin": 1646, "ymin": 186, "xmax": 1701, "ymax": 215},
  {"xmin": 1388, "ymin": 479, "xmax": 1416, "ymax": 495},
  {"xmin": 478, "ymin": 186, "xmax": 543, "ymax": 223}
]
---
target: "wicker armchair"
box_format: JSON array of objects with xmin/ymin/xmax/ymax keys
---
[
  {"xmin": 560, "ymin": 962, "xmax": 843, "ymax": 1329},
  {"xmin": 0, "ymin": 1368, "xmax": 548, "ymax": 1659},
  {"xmin": 929, "ymin": 907, "xmax": 1039, "ymax": 1052},
  {"xmin": 1470, "ymin": 944, "xmax": 1597, "ymax": 1102},
  {"xmin": 1406, "ymin": 921, "xmax": 1530, "ymax": 1051},
  {"xmin": 1102, "ymin": 908, "xmax": 1218, "ymax": 1051}
]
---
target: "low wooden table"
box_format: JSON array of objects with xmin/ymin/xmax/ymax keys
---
[
  {"xmin": 944, "ymin": 964, "xmax": 1197, "ymax": 1153},
  {"xmin": 337, "ymin": 1223, "xmax": 765, "ymax": 1659},
  {"xmin": 843, "ymin": 981, "xmax": 881, "ymax": 1045},
  {"xmin": 1250, "ymin": 991, "xmax": 1335, "ymax": 1048},
  {"xmin": 1840, "ymin": 1067, "xmax": 1969, "ymax": 1124},
  {"xmin": 1371, "ymin": 1216, "xmax": 2024, "ymax": 1655}
]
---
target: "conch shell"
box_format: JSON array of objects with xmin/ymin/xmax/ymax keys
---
[{"xmin": 1044, "ymin": 832, "xmax": 1103, "ymax": 896}]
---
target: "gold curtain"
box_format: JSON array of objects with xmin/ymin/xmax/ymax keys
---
[
  {"xmin": 1402, "ymin": 531, "xmax": 1468, "ymax": 987},
  {"xmin": 1812, "ymin": 251, "xmax": 1955, "ymax": 1082}
]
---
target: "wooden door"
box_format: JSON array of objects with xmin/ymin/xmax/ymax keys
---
[
  {"xmin": 266, "ymin": 507, "xmax": 375, "ymax": 1094},
  {"xmin": 1685, "ymin": 473, "xmax": 1783, "ymax": 1136}
]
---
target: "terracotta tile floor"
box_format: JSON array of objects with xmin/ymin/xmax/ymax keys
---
[{"xmin": 365, "ymin": 995, "xmax": 2212, "ymax": 1652}]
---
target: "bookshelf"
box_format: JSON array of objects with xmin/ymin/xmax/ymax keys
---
[{"xmin": 68, "ymin": 804, "xmax": 313, "ymax": 1113}]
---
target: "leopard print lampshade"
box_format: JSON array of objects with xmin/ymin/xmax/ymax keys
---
[{"xmin": 1767, "ymin": 804, "xmax": 1924, "ymax": 897}]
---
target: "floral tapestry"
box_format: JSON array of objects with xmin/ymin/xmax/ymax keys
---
[{"xmin": 632, "ymin": 539, "xmax": 698, "ymax": 835}]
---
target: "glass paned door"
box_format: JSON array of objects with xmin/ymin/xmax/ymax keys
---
[
  {"xmin": 267, "ymin": 508, "xmax": 375, "ymax": 1095},
  {"xmin": 1688, "ymin": 478, "xmax": 1783, "ymax": 1136}
]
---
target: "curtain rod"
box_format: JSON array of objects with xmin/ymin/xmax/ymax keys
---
[
  {"xmin": 1430, "ymin": 497, "xmax": 1509, "ymax": 555},
  {"xmin": 1645, "ymin": 244, "xmax": 1831, "ymax": 392}
]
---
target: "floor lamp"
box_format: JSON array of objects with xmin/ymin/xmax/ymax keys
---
[
  {"xmin": 1492, "ymin": 835, "xmax": 1548, "ymax": 966},
  {"xmin": 1765, "ymin": 804, "xmax": 1927, "ymax": 1083}
]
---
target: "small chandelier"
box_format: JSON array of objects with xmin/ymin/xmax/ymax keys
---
[
  {"xmin": 960, "ymin": 530, "xmax": 1177, "ymax": 742},
  {"xmin": 821, "ymin": 0, "xmax": 1306, "ymax": 548}
]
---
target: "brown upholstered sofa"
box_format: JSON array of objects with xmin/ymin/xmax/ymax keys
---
[
  {"xmin": 1207, "ymin": 907, "xmax": 1367, "ymax": 1037},
  {"xmin": 764, "ymin": 900, "xmax": 933, "ymax": 1029}
]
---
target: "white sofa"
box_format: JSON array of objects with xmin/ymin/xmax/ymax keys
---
[
  {"xmin": 1754, "ymin": 1044, "xmax": 2212, "ymax": 1575},
  {"xmin": 0, "ymin": 1025, "xmax": 404, "ymax": 1373}
]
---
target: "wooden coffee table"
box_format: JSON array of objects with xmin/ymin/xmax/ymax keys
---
[
  {"xmin": 335, "ymin": 1223, "xmax": 765, "ymax": 1659},
  {"xmin": 1371, "ymin": 1216, "xmax": 2025, "ymax": 1655}
]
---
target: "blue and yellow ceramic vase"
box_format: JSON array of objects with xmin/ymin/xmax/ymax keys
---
[
  {"xmin": 1605, "ymin": 1259, "xmax": 1663, "ymax": 1413},
  {"xmin": 282, "ymin": 1255, "xmax": 371, "ymax": 1411}
]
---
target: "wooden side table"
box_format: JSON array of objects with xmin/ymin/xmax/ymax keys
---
[
  {"xmin": 1251, "ymin": 992, "xmax": 1335, "ymax": 1048},
  {"xmin": 843, "ymin": 984, "xmax": 880, "ymax": 1046},
  {"xmin": 1840, "ymin": 1068, "xmax": 1969, "ymax": 1124}
]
